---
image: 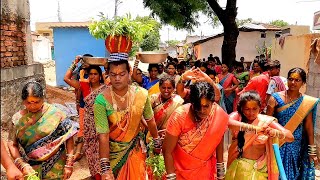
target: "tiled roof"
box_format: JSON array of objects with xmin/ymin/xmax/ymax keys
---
[{"xmin": 48, "ymin": 22, "xmax": 91, "ymax": 28}]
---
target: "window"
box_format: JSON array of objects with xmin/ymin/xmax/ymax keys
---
[
  {"xmin": 261, "ymin": 32, "xmax": 266, "ymax": 38},
  {"xmin": 43, "ymin": 33, "xmax": 50, "ymax": 36}
]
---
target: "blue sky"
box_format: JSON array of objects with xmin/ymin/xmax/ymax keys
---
[{"xmin": 30, "ymin": 0, "xmax": 320, "ymax": 42}]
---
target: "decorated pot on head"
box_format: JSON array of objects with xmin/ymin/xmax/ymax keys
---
[{"xmin": 105, "ymin": 35, "xmax": 132, "ymax": 62}]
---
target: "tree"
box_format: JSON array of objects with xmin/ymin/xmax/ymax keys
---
[
  {"xmin": 143, "ymin": 0, "xmax": 239, "ymax": 67},
  {"xmin": 269, "ymin": 20, "xmax": 289, "ymax": 27},
  {"xmin": 128, "ymin": 16, "xmax": 161, "ymax": 57},
  {"xmin": 136, "ymin": 16, "xmax": 162, "ymax": 51},
  {"xmin": 165, "ymin": 40, "xmax": 180, "ymax": 47},
  {"xmin": 236, "ymin": 18, "xmax": 253, "ymax": 27}
]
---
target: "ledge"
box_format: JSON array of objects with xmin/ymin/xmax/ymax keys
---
[{"xmin": 0, "ymin": 63, "xmax": 44, "ymax": 82}]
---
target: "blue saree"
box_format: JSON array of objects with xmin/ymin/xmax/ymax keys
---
[{"xmin": 272, "ymin": 93, "xmax": 319, "ymax": 180}]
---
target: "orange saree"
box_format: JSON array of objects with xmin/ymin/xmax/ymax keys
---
[
  {"xmin": 95, "ymin": 85, "xmax": 153, "ymax": 179},
  {"xmin": 226, "ymin": 112, "xmax": 279, "ymax": 180},
  {"xmin": 166, "ymin": 103, "xmax": 229, "ymax": 179}
]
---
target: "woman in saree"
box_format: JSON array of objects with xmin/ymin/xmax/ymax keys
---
[
  {"xmin": 266, "ymin": 67, "xmax": 320, "ymax": 179},
  {"xmin": 218, "ymin": 63, "xmax": 239, "ymax": 114},
  {"xmin": 132, "ymin": 59, "xmax": 160, "ymax": 95},
  {"xmin": 226, "ymin": 91, "xmax": 294, "ymax": 180},
  {"xmin": 78, "ymin": 65, "xmax": 107, "ymax": 180},
  {"xmin": 147, "ymin": 75, "xmax": 184, "ymax": 179},
  {"xmin": 8, "ymin": 82, "xmax": 78, "ymax": 179},
  {"xmin": 163, "ymin": 70, "xmax": 278, "ymax": 180},
  {"xmin": 94, "ymin": 60, "xmax": 160, "ymax": 180},
  {"xmin": 249, "ymin": 60, "xmax": 263, "ymax": 80}
]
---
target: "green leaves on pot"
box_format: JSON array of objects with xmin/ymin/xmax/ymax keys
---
[{"xmin": 89, "ymin": 14, "xmax": 155, "ymax": 44}]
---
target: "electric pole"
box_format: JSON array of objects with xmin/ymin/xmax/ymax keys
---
[
  {"xmin": 114, "ymin": 0, "xmax": 122, "ymax": 18},
  {"xmin": 57, "ymin": 0, "xmax": 62, "ymax": 22}
]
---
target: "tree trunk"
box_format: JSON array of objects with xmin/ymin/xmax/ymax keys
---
[
  {"xmin": 207, "ymin": 0, "xmax": 239, "ymax": 68},
  {"xmin": 221, "ymin": 21, "xmax": 239, "ymax": 68}
]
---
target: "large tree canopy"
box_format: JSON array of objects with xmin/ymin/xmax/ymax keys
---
[
  {"xmin": 136, "ymin": 16, "xmax": 162, "ymax": 51},
  {"xmin": 143, "ymin": 0, "xmax": 239, "ymax": 67}
]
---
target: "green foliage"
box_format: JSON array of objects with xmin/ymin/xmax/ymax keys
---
[
  {"xmin": 143, "ymin": 0, "xmax": 209, "ymax": 31},
  {"xmin": 269, "ymin": 20, "xmax": 289, "ymax": 27},
  {"xmin": 255, "ymin": 42, "xmax": 272, "ymax": 58},
  {"xmin": 89, "ymin": 13, "xmax": 155, "ymax": 43},
  {"xmin": 128, "ymin": 44, "xmax": 139, "ymax": 57},
  {"xmin": 137, "ymin": 16, "xmax": 162, "ymax": 51},
  {"xmin": 165, "ymin": 40, "xmax": 180, "ymax": 47},
  {"xmin": 146, "ymin": 138, "xmax": 166, "ymax": 179},
  {"xmin": 236, "ymin": 18, "xmax": 253, "ymax": 27}
]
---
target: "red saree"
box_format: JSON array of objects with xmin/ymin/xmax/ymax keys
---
[{"xmin": 166, "ymin": 103, "xmax": 229, "ymax": 179}]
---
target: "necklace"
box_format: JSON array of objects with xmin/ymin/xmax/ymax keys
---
[
  {"xmin": 111, "ymin": 86, "xmax": 129, "ymax": 102},
  {"xmin": 285, "ymin": 90, "xmax": 301, "ymax": 103},
  {"xmin": 110, "ymin": 86, "xmax": 133, "ymax": 131}
]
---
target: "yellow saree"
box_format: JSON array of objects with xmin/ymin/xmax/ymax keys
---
[{"xmin": 226, "ymin": 113, "xmax": 279, "ymax": 180}]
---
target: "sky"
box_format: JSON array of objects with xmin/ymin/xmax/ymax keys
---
[{"xmin": 29, "ymin": 0, "xmax": 320, "ymax": 42}]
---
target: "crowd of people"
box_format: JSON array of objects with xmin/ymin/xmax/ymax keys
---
[{"xmin": 1, "ymin": 53, "xmax": 319, "ymax": 180}]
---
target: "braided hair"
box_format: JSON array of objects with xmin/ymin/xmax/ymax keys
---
[{"xmin": 236, "ymin": 91, "xmax": 261, "ymax": 157}]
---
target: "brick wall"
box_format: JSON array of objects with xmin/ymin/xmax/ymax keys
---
[{"xmin": 0, "ymin": 10, "xmax": 27, "ymax": 67}]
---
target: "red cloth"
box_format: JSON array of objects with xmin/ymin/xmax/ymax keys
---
[
  {"xmin": 80, "ymin": 81, "xmax": 90, "ymax": 98},
  {"xmin": 166, "ymin": 104, "xmax": 229, "ymax": 179},
  {"xmin": 238, "ymin": 72, "xmax": 270, "ymax": 110}
]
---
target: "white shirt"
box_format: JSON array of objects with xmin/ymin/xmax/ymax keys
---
[{"xmin": 266, "ymin": 76, "xmax": 288, "ymax": 95}]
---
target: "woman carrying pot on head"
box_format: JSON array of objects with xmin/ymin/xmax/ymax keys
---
[
  {"xmin": 64, "ymin": 56, "xmax": 107, "ymax": 180},
  {"xmin": 7, "ymin": 81, "xmax": 78, "ymax": 179},
  {"xmin": 64, "ymin": 54, "xmax": 92, "ymax": 162},
  {"xmin": 132, "ymin": 60, "xmax": 160, "ymax": 95},
  {"xmin": 266, "ymin": 67, "xmax": 320, "ymax": 179}
]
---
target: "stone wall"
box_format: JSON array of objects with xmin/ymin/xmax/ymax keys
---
[
  {"xmin": 306, "ymin": 50, "xmax": 320, "ymax": 157},
  {"xmin": 0, "ymin": 64, "xmax": 45, "ymax": 127}
]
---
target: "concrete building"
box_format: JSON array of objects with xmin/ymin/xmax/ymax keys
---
[
  {"xmin": 49, "ymin": 22, "xmax": 108, "ymax": 86},
  {"xmin": 192, "ymin": 23, "xmax": 281, "ymax": 62}
]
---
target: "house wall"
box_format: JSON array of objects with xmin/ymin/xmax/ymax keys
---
[
  {"xmin": 53, "ymin": 27, "xmax": 108, "ymax": 86},
  {"xmin": 197, "ymin": 31, "xmax": 277, "ymax": 62},
  {"xmin": 271, "ymin": 34, "xmax": 320, "ymax": 78},
  {"xmin": 32, "ymin": 35, "xmax": 52, "ymax": 63},
  {"xmin": 306, "ymin": 48, "xmax": 320, "ymax": 159}
]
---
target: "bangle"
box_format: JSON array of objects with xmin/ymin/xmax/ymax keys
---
[
  {"xmin": 64, "ymin": 165, "xmax": 73, "ymax": 169},
  {"xmin": 69, "ymin": 63, "xmax": 77, "ymax": 71},
  {"xmin": 100, "ymin": 158, "xmax": 111, "ymax": 174},
  {"xmin": 153, "ymin": 137, "xmax": 162, "ymax": 149},
  {"xmin": 308, "ymin": 145, "xmax": 317, "ymax": 155},
  {"xmin": 166, "ymin": 173, "xmax": 176, "ymax": 180},
  {"xmin": 14, "ymin": 157, "xmax": 23, "ymax": 164}
]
